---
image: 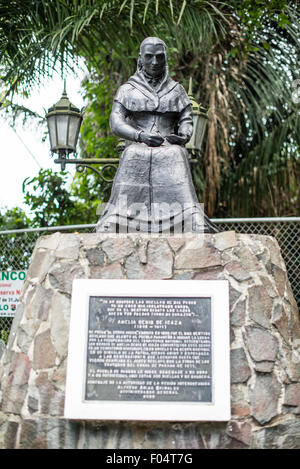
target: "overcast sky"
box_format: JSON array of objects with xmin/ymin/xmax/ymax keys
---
[{"xmin": 0, "ymin": 66, "xmax": 88, "ymax": 214}]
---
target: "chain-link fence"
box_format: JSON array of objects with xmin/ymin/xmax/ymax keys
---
[
  {"xmin": 0, "ymin": 224, "xmax": 95, "ymax": 344},
  {"xmin": 215, "ymin": 217, "xmax": 299, "ymax": 310},
  {"xmin": 0, "ymin": 219, "xmax": 299, "ymax": 343}
]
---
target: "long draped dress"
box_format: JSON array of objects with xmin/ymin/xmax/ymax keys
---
[{"xmin": 96, "ymin": 69, "xmax": 218, "ymax": 234}]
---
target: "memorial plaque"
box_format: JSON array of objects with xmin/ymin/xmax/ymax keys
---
[
  {"xmin": 86, "ymin": 296, "xmax": 212, "ymax": 403},
  {"xmin": 65, "ymin": 280, "xmax": 230, "ymax": 421}
]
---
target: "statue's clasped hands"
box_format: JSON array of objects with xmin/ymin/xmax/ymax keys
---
[
  {"xmin": 139, "ymin": 131, "xmax": 188, "ymax": 147},
  {"xmin": 165, "ymin": 134, "xmax": 188, "ymax": 145}
]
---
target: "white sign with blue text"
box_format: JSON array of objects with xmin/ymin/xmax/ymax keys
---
[{"xmin": 0, "ymin": 271, "xmax": 26, "ymax": 317}]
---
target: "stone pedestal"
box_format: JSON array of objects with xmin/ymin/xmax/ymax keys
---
[{"xmin": 0, "ymin": 231, "xmax": 299, "ymax": 449}]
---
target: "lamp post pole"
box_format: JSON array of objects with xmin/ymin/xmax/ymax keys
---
[{"xmin": 186, "ymin": 77, "xmax": 209, "ymax": 161}]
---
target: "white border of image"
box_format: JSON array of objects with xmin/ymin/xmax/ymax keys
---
[{"xmin": 64, "ymin": 279, "xmax": 230, "ymax": 422}]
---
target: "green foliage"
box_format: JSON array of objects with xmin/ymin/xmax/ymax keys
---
[
  {"xmin": 237, "ymin": 0, "xmax": 291, "ymax": 32},
  {"xmin": 77, "ymin": 60, "xmax": 122, "ymax": 204},
  {"xmin": 0, "ymin": 328, "xmax": 9, "ymax": 344},
  {"xmin": 0, "ymin": 206, "xmax": 33, "ymax": 270},
  {"xmin": 22, "ymin": 169, "xmax": 75, "ymax": 227},
  {"xmin": 0, "ymin": 0, "xmax": 293, "ymax": 85},
  {"xmin": 0, "ymin": 168, "xmax": 101, "ymax": 275},
  {"xmin": 70, "ymin": 170, "xmax": 107, "ymax": 220},
  {"xmin": 22, "ymin": 168, "xmax": 100, "ymax": 226},
  {"xmin": 80, "ymin": 77, "xmax": 117, "ymax": 160},
  {"xmin": 0, "ymin": 0, "xmax": 229, "ymax": 94},
  {"xmin": 0, "ymin": 206, "xmax": 30, "ymax": 231},
  {"xmin": 0, "ymin": 0, "xmax": 299, "ymax": 219}
]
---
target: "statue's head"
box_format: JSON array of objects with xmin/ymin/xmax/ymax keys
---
[{"xmin": 138, "ymin": 37, "xmax": 167, "ymax": 78}]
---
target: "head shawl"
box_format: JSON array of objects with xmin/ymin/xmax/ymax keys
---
[{"xmin": 114, "ymin": 37, "xmax": 190, "ymax": 113}]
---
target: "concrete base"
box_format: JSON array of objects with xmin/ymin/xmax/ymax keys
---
[{"xmin": 0, "ymin": 232, "xmax": 299, "ymax": 449}]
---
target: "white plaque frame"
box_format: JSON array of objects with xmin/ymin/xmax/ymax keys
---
[{"xmin": 64, "ymin": 279, "xmax": 230, "ymax": 422}]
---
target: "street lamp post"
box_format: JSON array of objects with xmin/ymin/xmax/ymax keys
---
[
  {"xmin": 186, "ymin": 77, "xmax": 209, "ymax": 160},
  {"xmin": 46, "ymin": 81, "xmax": 83, "ymax": 170},
  {"xmin": 45, "ymin": 82, "xmax": 119, "ymax": 181}
]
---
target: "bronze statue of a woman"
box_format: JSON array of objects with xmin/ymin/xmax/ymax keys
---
[{"xmin": 96, "ymin": 37, "xmax": 218, "ymax": 234}]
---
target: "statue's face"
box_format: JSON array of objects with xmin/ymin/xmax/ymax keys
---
[{"xmin": 140, "ymin": 44, "xmax": 166, "ymax": 78}]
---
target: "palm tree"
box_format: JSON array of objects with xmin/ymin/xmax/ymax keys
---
[{"xmin": 0, "ymin": 0, "xmax": 299, "ymax": 217}]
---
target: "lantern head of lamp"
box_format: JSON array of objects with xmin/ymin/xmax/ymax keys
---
[
  {"xmin": 46, "ymin": 82, "xmax": 83, "ymax": 168},
  {"xmin": 186, "ymin": 78, "xmax": 209, "ymax": 156}
]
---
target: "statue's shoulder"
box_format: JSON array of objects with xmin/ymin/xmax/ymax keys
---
[
  {"xmin": 159, "ymin": 81, "xmax": 191, "ymax": 112},
  {"xmin": 175, "ymin": 83, "xmax": 189, "ymax": 97},
  {"xmin": 114, "ymin": 83, "xmax": 136, "ymax": 104},
  {"xmin": 114, "ymin": 76, "xmax": 156, "ymax": 111},
  {"xmin": 163, "ymin": 80, "xmax": 188, "ymax": 97}
]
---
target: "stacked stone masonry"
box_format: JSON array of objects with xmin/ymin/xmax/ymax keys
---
[{"xmin": 0, "ymin": 231, "xmax": 299, "ymax": 449}]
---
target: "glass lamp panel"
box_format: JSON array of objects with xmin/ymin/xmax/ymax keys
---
[
  {"xmin": 47, "ymin": 115, "xmax": 57, "ymax": 150},
  {"xmin": 68, "ymin": 115, "xmax": 81, "ymax": 149},
  {"xmin": 186, "ymin": 114, "xmax": 198, "ymax": 150},
  {"xmin": 191, "ymin": 113, "xmax": 199, "ymax": 149},
  {"xmin": 56, "ymin": 114, "xmax": 69, "ymax": 147},
  {"xmin": 195, "ymin": 115, "xmax": 208, "ymax": 151}
]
